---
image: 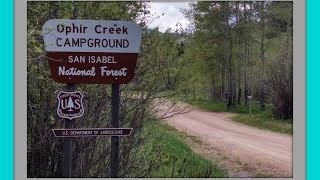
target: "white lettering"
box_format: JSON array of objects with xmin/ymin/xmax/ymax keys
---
[
  {"xmin": 58, "ymin": 66, "xmax": 96, "ymax": 76},
  {"xmin": 68, "ymin": 56, "xmax": 85, "ymax": 63},
  {"xmin": 100, "ymin": 66, "xmax": 127, "ymax": 77},
  {"xmin": 89, "ymin": 56, "xmax": 116, "ymax": 63}
]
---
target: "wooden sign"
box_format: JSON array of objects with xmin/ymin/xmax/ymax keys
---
[{"xmin": 42, "ymin": 19, "xmax": 142, "ymax": 84}]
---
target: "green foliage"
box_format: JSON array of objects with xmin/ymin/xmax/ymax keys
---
[
  {"xmin": 129, "ymin": 120, "xmax": 227, "ymax": 178},
  {"xmin": 232, "ymin": 114, "xmax": 293, "ymax": 135},
  {"xmin": 134, "ymin": 28, "xmax": 188, "ymax": 92},
  {"xmin": 27, "ymin": 1, "xmax": 156, "ymax": 178},
  {"xmin": 188, "ymin": 99, "xmax": 269, "ymax": 114},
  {"xmin": 188, "ymin": 100, "xmax": 292, "ymax": 134},
  {"xmin": 27, "ymin": 1, "xmax": 196, "ymax": 178},
  {"xmin": 178, "ymin": 1, "xmax": 293, "ymax": 118}
]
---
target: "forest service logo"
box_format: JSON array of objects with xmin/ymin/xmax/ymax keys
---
[{"xmin": 57, "ymin": 91, "xmax": 84, "ymax": 120}]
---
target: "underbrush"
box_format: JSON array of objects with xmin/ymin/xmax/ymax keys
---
[
  {"xmin": 188, "ymin": 100, "xmax": 292, "ymax": 135},
  {"xmin": 130, "ymin": 120, "xmax": 227, "ymax": 178}
]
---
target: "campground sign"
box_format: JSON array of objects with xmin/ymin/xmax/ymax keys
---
[
  {"xmin": 42, "ymin": 19, "xmax": 142, "ymax": 84},
  {"xmin": 42, "ymin": 19, "xmax": 142, "ymax": 178}
]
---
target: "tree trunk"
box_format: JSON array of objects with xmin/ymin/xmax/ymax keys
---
[
  {"xmin": 221, "ymin": 63, "xmax": 225, "ymax": 102},
  {"xmin": 236, "ymin": 2, "xmax": 241, "ymax": 105},
  {"xmin": 243, "ymin": 2, "xmax": 248, "ymax": 106},
  {"xmin": 211, "ymin": 73, "xmax": 215, "ymax": 101},
  {"xmin": 224, "ymin": 6, "xmax": 233, "ymax": 109},
  {"xmin": 259, "ymin": 2, "xmax": 266, "ymax": 110}
]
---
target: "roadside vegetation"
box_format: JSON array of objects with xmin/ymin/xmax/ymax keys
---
[
  {"xmin": 232, "ymin": 113, "xmax": 292, "ymax": 135},
  {"xmin": 188, "ymin": 99, "xmax": 292, "ymax": 135},
  {"xmin": 130, "ymin": 120, "xmax": 226, "ymax": 178},
  {"xmin": 172, "ymin": 1, "xmax": 293, "ymax": 135}
]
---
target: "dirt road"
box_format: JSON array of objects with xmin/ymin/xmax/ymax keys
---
[{"xmin": 160, "ymin": 105, "xmax": 292, "ymax": 177}]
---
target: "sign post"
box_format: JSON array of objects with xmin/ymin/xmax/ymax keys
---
[
  {"xmin": 43, "ymin": 19, "xmax": 142, "ymax": 178},
  {"xmin": 56, "ymin": 85, "xmax": 83, "ymax": 177},
  {"xmin": 63, "ymin": 84, "xmax": 76, "ymax": 177},
  {"xmin": 111, "ymin": 84, "xmax": 120, "ymax": 177},
  {"xmin": 63, "ymin": 117, "xmax": 72, "ymax": 178}
]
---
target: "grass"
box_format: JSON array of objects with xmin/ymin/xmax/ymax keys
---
[
  {"xmin": 132, "ymin": 120, "xmax": 227, "ymax": 178},
  {"xmin": 188, "ymin": 99, "xmax": 263, "ymax": 114},
  {"xmin": 232, "ymin": 112, "xmax": 293, "ymax": 135},
  {"xmin": 188, "ymin": 99, "xmax": 293, "ymax": 135}
]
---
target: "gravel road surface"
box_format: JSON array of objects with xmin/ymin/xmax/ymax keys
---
[{"xmin": 160, "ymin": 105, "xmax": 292, "ymax": 177}]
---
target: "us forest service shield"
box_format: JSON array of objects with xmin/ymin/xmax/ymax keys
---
[{"xmin": 57, "ymin": 91, "xmax": 84, "ymax": 120}]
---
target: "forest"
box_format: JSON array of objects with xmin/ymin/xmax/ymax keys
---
[{"xmin": 27, "ymin": 1, "xmax": 293, "ymax": 178}]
